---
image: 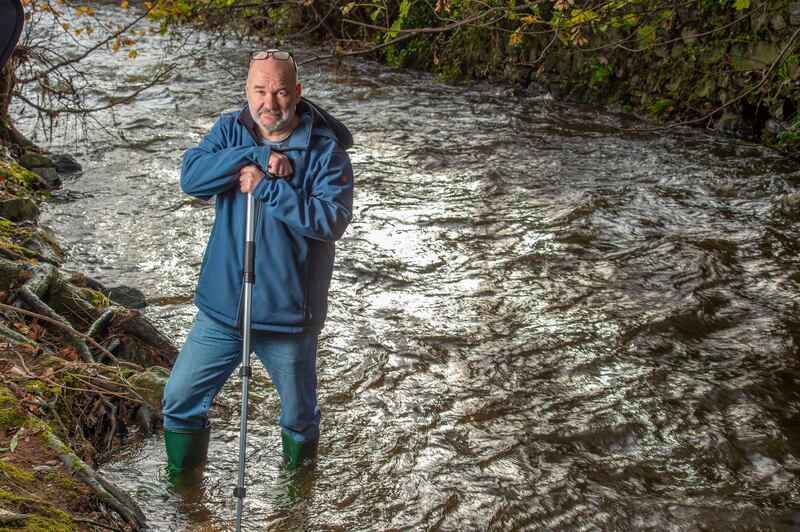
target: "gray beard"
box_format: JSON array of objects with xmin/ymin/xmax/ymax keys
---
[{"xmin": 256, "ymin": 103, "xmax": 296, "ymax": 134}]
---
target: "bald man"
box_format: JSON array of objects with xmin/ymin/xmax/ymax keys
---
[{"xmin": 162, "ymin": 50, "xmax": 354, "ymax": 482}]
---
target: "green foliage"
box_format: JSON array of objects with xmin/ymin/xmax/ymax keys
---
[
  {"xmin": 648, "ymin": 98, "xmax": 676, "ymax": 118},
  {"xmin": 773, "ymin": 116, "xmax": 800, "ymax": 152},
  {"xmin": 590, "ymin": 61, "xmax": 611, "ymax": 85}
]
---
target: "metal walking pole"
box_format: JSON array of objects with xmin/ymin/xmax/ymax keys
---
[{"xmin": 235, "ymin": 192, "xmax": 256, "ymax": 531}]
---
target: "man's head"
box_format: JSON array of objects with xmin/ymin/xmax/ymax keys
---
[{"xmin": 245, "ymin": 51, "xmax": 301, "ymax": 139}]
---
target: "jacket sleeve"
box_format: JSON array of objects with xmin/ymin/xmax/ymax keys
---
[
  {"xmin": 252, "ymin": 150, "xmax": 354, "ymax": 242},
  {"xmin": 181, "ymin": 114, "xmax": 272, "ymax": 200}
]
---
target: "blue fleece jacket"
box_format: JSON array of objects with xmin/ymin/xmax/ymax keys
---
[{"xmin": 181, "ymin": 99, "xmax": 354, "ymax": 333}]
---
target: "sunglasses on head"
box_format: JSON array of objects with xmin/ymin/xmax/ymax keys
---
[{"xmin": 250, "ymin": 50, "xmax": 295, "ymax": 65}]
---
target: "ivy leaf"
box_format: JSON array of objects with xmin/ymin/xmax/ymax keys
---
[{"xmin": 734, "ymin": 0, "xmax": 750, "ymax": 10}]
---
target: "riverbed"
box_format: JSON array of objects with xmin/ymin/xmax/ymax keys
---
[{"xmin": 15, "ymin": 5, "xmax": 800, "ymax": 530}]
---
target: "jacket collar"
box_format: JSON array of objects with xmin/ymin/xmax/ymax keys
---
[{"xmin": 237, "ymin": 101, "xmax": 313, "ymax": 150}]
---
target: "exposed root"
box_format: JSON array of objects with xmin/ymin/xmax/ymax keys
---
[
  {"xmin": 15, "ymin": 287, "xmax": 94, "ymax": 362},
  {"xmin": 40, "ymin": 423, "xmax": 147, "ymax": 530},
  {"xmin": 87, "ymin": 308, "xmax": 116, "ymax": 339}
]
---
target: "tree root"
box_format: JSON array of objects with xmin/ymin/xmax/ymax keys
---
[
  {"xmin": 87, "ymin": 308, "xmax": 115, "ymax": 339},
  {"xmin": 112, "ymin": 309, "xmax": 178, "ymax": 365},
  {"xmin": 40, "ymin": 424, "xmax": 147, "ymax": 530},
  {"xmin": 18, "ymin": 263, "xmax": 56, "ymax": 300},
  {"xmin": 15, "ymin": 287, "xmax": 94, "ymax": 362},
  {"xmin": 0, "ymin": 320, "xmax": 38, "ymax": 346}
]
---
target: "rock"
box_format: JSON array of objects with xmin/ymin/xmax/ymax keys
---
[
  {"xmin": 765, "ymin": 119, "xmax": 787, "ymax": 136},
  {"xmin": 128, "ymin": 366, "xmax": 170, "ymax": 413},
  {"xmin": 732, "ymin": 41, "xmax": 779, "ymax": 71},
  {"xmin": 779, "ymin": 195, "xmax": 800, "ymax": 218},
  {"xmin": 18, "ymin": 153, "xmax": 54, "ymax": 170},
  {"xmin": 31, "ymin": 167, "xmax": 61, "ymax": 189},
  {"xmin": 681, "ymin": 28, "xmax": 698, "ymax": 44},
  {"xmin": 717, "ymin": 111, "xmax": 750, "ymax": 139},
  {"xmin": 751, "ymin": 12, "xmax": 767, "ymax": 32},
  {"xmin": 771, "ymin": 14, "xmax": 787, "ymax": 31},
  {"xmin": 21, "ymin": 227, "xmax": 64, "ymax": 264},
  {"xmin": 50, "ymin": 154, "xmax": 82, "ymax": 176},
  {"xmin": 135, "ymin": 404, "xmax": 154, "ymax": 435},
  {"xmin": 32, "ymin": 465, "xmax": 54, "ymax": 479},
  {"xmin": 107, "ymin": 285, "xmax": 147, "ymax": 309},
  {"xmin": 0, "ymin": 198, "xmax": 39, "ymax": 222},
  {"xmin": 792, "ymin": 3, "xmax": 800, "ymax": 26},
  {"xmin": 0, "ymin": 257, "xmax": 25, "ymax": 292}
]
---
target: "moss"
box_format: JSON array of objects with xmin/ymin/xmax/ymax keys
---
[
  {"xmin": 0, "ymin": 386, "xmax": 13, "ymax": 407},
  {"xmin": 43, "ymin": 471, "xmax": 81, "ymax": 494},
  {"xmin": 0, "ymin": 241, "xmax": 35, "ymax": 260},
  {"xmin": 0, "ymin": 461, "xmax": 36, "ymax": 486},
  {"xmin": 0, "ymin": 515, "xmax": 75, "ymax": 531},
  {"xmin": 0, "ymin": 218, "xmax": 15, "ymax": 240},
  {"xmin": 0, "ymin": 489, "xmax": 74, "ymax": 530},
  {"xmin": 25, "ymin": 380, "xmax": 59, "ymax": 398},
  {"xmin": 0, "ymin": 408, "xmax": 26, "ymax": 431},
  {"xmin": 0, "ymin": 160, "xmax": 48, "ymax": 201},
  {"xmin": 79, "ymin": 287, "xmax": 110, "ymax": 308}
]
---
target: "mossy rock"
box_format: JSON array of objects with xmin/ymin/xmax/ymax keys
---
[
  {"xmin": 129, "ymin": 366, "xmax": 170, "ymax": 412},
  {"xmin": 21, "ymin": 227, "xmax": 65, "ymax": 264},
  {"xmin": 18, "ymin": 153, "xmax": 54, "ymax": 170},
  {"xmin": 0, "ymin": 256, "xmax": 25, "ymax": 293},
  {"xmin": 0, "ymin": 198, "xmax": 39, "ymax": 222},
  {"xmin": 0, "ymin": 159, "xmax": 49, "ymax": 199}
]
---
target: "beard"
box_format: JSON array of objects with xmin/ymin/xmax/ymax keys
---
[{"xmin": 253, "ymin": 101, "xmax": 296, "ymax": 135}]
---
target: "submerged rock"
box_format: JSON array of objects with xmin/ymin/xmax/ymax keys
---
[
  {"xmin": 50, "ymin": 154, "xmax": 82, "ymax": 176},
  {"xmin": 107, "ymin": 285, "xmax": 147, "ymax": 309},
  {"xmin": 30, "ymin": 167, "xmax": 62, "ymax": 189}
]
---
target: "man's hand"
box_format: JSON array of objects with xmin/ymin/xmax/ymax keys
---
[
  {"xmin": 268, "ymin": 151, "xmax": 292, "ymax": 178},
  {"xmin": 239, "ymin": 152, "xmax": 292, "ymax": 193},
  {"xmin": 239, "ymin": 164, "xmax": 265, "ymax": 193}
]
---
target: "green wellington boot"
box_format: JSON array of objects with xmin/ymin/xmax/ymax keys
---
[
  {"xmin": 164, "ymin": 426, "xmax": 211, "ymax": 487},
  {"xmin": 281, "ymin": 433, "xmax": 318, "ymax": 471}
]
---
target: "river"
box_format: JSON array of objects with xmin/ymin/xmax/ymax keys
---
[{"xmin": 14, "ymin": 4, "xmax": 800, "ymax": 530}]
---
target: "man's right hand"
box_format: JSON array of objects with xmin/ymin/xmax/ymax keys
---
[{"xmin": 268, "ymin": 151, "xmax": 292, "ymax": 178}]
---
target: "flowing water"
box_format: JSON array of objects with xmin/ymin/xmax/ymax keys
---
[{"xmin": 15, "ymin": 5, "xmax": 800, "ymax": 530}]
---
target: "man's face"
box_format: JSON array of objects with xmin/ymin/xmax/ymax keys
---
[{"xmin": 245, "ymin": 58, "xmax": 301, "ymax": 136}]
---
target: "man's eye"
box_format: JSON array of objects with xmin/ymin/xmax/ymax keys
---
[{"xmin": 278, "ymin": 91, "xmax": 288, "ymax": 97}]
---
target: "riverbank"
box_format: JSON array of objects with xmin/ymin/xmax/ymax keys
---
[
  {"xmin": 0, "ymin": 151, "xmax": 174, "ymax": 530},
  {"xmin": 161, "ymin": 0, "xmax": 800, "ymax": 156}
]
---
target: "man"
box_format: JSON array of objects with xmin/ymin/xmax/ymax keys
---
[{"xmin": 162, "ymin": 50, "xmax": 354, "ymax": 479}]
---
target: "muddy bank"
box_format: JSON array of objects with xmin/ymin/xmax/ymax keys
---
[{"xmin": 0, "ymin": 151, "xmax": 175, "ymax": 530}]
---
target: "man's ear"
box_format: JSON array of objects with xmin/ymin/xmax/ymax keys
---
[{"xmin": 295, "ymin": 83, "xmax": 302, "ymax": 100}]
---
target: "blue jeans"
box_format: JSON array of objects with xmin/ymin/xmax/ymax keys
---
[{"xmin": 162, "ymin": 310, "xmax": 320, "ymax": 442}]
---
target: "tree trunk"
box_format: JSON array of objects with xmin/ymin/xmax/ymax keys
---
[{"xmin": 0, "ymin": 50, "xmax": 35, "ymax": 152}]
